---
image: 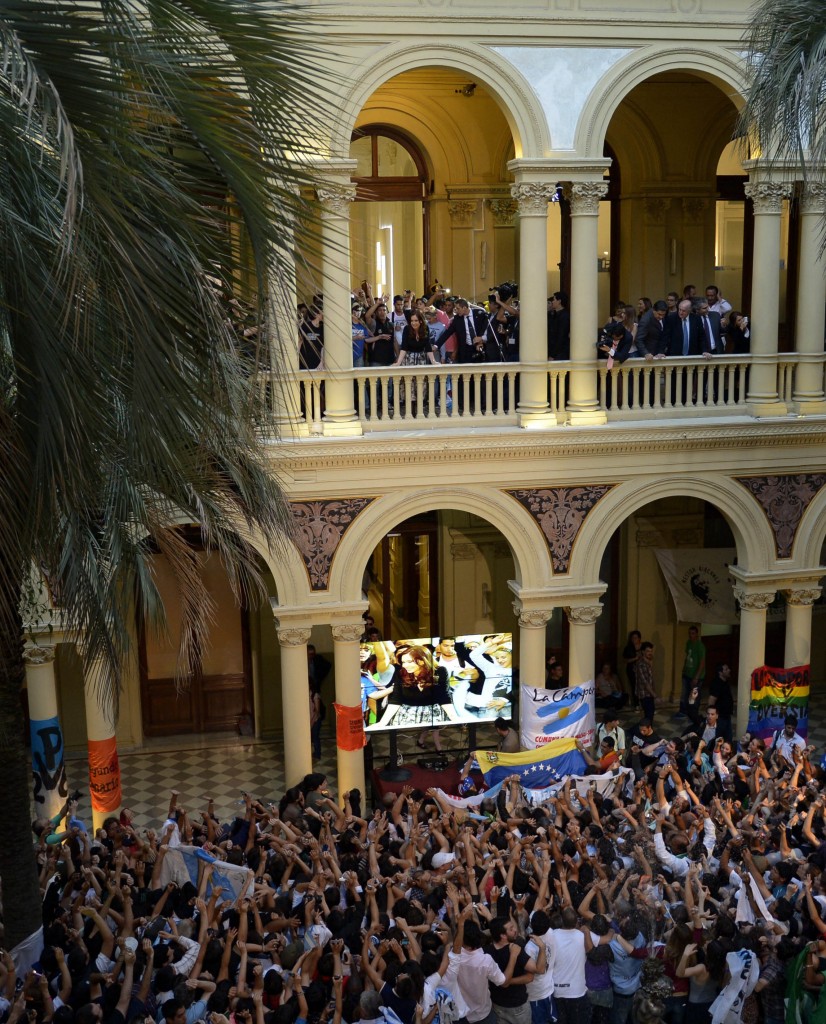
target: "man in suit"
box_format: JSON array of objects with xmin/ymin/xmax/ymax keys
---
[
  {"xmin": 635, "ymin": 299, "xmax": 668, "ymax": 359},
  {"xmin": 694, "ymin": 298, "xmax": 724, "ymax": 357},
  {"xmin": 664, "ymin": 299, "xmax": 702, "ymax": 357},
  {"xmin": 547, "ymin": 291, "xmax": 570, "ymax": 360},
  {"xmin": 438, "ymin": 298, "xmax": 489, "ymax": 364}
]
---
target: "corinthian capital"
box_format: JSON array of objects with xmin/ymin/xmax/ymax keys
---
[
  {"xmin": 277, "ymin": 627, "xmax": 312, "ymax": 647},
  {"xmin": 783, "ymin": 587, "xmax": 822, "ymax": 607},
  {"xmin": 744, "ymin": 181, "xmax": 792, "ymax": 214},
  {"xmin": 331, "ymin": 624, "xmax": 364, "ymax": 643},
  {"xmin": 448, "ymin": 200, "xmax": 478, "ymax": 227},
  {"xmin": 733, "ymin": 587, "xmax": 776, "ymax": 611},
  {"xmin": 23, "ymin": 643, "xmax": 56, "ymax": 666},
  {"xmin": 510, "ymin": 183, "xmax": 555, "ymax": 216},
  {"xmin": 316, "ymin": 183, "xmax": 357, "ymax": 215},
  {"xmin": 565, "ymin": 605, "xmax": 602, "ymax": 625},
  {"xmin": 488, "ymin": 198, "xmax": 519, "ymax": 227},
  {"xmin": 516, "ymin": 608, "xmax": 552, "ymax": 629},
  {"xmin": 566, "ymin": 181, "xmax": 608, "ymax": 215},
  {"xmin": 800, "ymin": 181, "xmax": 826, "ymax": 216}
]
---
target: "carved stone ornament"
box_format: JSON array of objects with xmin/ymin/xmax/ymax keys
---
[
  {"xmin": 567, "ymin": 181, "xmax": 608, "ymax": 216},
  {"xmin": 516, "ymin": 609, "xmax": 552, "ymax": 629},
  {"xmin": 735, "ymin": 473, "xmax": 826, "ymax": 559},
  {"xmin": 643, "ymin": 196, "xmax": 671, "ymax": 226},
  {"xmin": 510, "ymin": 183, "xmax": 555, "ymax": 216},
  {"xmin": 681, "ymin": 197, "xmax": 708, "ymax": 226},
  {"xmin": 448, "ymin": 199, "xmax": 478, "ymax": 227},
  {"xmin": 315, "ymin": 183, "xmax": 357, "ymax": 216},
  {"xmin": 506, "ymin": 484, "xmax": 615, "ymax": 574},
  {"xmin": 733, "ymin": 588, "xmax": 776, "ymax": 611},
  {"xmin": 23, "ymin": 644, "xmax": 56, "ymax": 666},
  {"xmin": 277, "ymin": 627, "xmax": 312, "ymax": 646},
  {"xmin": 488, "ymin": 198, "xmax": 519, "ymax": 227},
  {"xmin": 800, "ymin": 181, "xmax": 826, "ymax": 216},
  {"xmin": 744, "ymin": 181, "xmax": 793, "ymax": 215},
  {"xmin": 290, "ymin": 497, "xmax": 376, "ymax": 591},
  {"xmin": 783, "ymin": 587, "xmax": 822, "ymax": 607},
  {"xmin": 331, "ymin": 624, "xmax": 364, "ymax": 643},
  {"xmin": 566, "ymin": 605, "xmax": 602, "ymax": 625}
]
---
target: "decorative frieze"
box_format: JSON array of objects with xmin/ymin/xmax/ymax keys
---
[{"xmin": 735, "ymin": 473, "xmax": 826, "ymax": 559}]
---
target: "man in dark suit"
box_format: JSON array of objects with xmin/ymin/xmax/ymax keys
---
[
  {"xmin": 547, "ymin": 291, "xmax": 570, "ymax": 360},
  {"xmin": 664, "ymin": 299, "xmax": 703, "ymax": 357},
  {"xmin": 438, "ymin": 298, "xmax": 489, "ymax": 364},
  {"xmin": 694, "ymin": 298, "xmax": 724, "ymax": 356},
  {"xmin": 635, "ymin": 300, "xmax": 668, "ymax": 358}
]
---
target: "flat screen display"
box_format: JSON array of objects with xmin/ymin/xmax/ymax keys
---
[{"xmin": 360, "ymin": 633, "xmax": 513, "ymax": 731}]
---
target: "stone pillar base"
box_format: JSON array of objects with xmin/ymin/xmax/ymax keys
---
[
  {"xmin": 567, "ymin": 406, "xmax": 608, "ymax": 426},
  {"xmin": 322, "ymin": 417, "xmax": 364, "ymax": 437},
  {"xmin": 517, "ymin": 409, "xmax": 559, "ymax": 429},
  {"xmin": 746, "ymin": 398, "xmax": 788, "ymax": 418}
]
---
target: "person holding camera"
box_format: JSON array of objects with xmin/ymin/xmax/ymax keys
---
[{"xmin": 438, "ymin": 298, "xmax": 490, "ymax": 364}]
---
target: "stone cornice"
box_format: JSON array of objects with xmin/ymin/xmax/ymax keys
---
[{"xmin": 268, "ymin": 420, "xmax": 826, "ymax": 476}]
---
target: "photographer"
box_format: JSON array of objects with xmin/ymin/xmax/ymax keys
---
[{"xmin": 485, "ymin": 284, "xmax": 519, "ymax": 363}]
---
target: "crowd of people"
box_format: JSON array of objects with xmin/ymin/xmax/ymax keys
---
[
  {"xmin": 13, "ymin": 622, "xmax": 826, "ymax": 1024},
  {"xmin": 297, "ymin": 281, "xmax": 750, "ymax": 372}
]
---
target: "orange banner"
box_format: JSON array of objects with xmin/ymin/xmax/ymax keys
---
[
  {"xmin": 333, "ymin": 703, "xmax": 366, "ymax": 751},
  {"xmin": 87, "ymin": 736, "xmax": 122, "ymax": 812}
]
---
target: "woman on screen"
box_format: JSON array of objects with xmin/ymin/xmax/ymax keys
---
[
  {"xmin": 454, "ymin": 634, "xmax": 513, "ymax": 718},
  {"xmin": 360, "ymin": 644, "xmax": 393, "ymax": 725},
  {"xmin": 375, "ymin": 644, "xmax": 459, "ymax": 729}
]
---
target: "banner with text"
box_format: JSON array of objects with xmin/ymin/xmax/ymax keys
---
[
  {"xmin": 520, "ymin": 681, "xmax": 595, "ymax": 750},
  {"xmin": 654, "ymin": 547, "xmax": 738, "ymax": 624},
  {"xmin": 747, "ymin": 664, "xmax": 809, "ymax": 742},
  {"xmin": 87, "ymin": 736, "xmax": 122, "ymax": 813},
  {"xmin": 334, "ymin": 702, "xmax": 367, "ymax": 751}
]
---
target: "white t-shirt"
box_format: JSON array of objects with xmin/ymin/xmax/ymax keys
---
[
  {"xmin": 551, "ymin": 928, "xmax": 587, "ymax": 999},
  {"xmin": 526, "ymin": 929, "xmax": 556, "ymax": 1000}
]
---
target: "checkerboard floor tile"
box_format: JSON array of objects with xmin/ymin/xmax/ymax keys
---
[{"xmin": 61, "ymin": 693, "xmax": 825, "ymax": 832}]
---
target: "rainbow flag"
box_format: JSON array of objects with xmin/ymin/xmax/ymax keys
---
[
  {"xmin": 473, "ymin": 735, "xmax": 587, "ymax": 788},
  {"xmin": 747, "ymin": 665, "xmax": 809, "ymax": 742}
]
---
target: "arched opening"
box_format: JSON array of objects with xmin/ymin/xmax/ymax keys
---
[
  {"xmin": 349, "ymin": 68, "xmax": 517, "ymax": 302},
  {"xmin": 602, "ymin": 70, "xmax": 747, "ymax": 315}
]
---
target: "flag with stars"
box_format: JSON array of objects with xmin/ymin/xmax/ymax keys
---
[{"xmin": 473, "ymin": 736, "xmax": 587, "ymax": 788}]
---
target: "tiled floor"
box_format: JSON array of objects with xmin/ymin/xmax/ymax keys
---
[{"xmin": 62, "ymin": 693, "xmax": 826, "ymax": 832}]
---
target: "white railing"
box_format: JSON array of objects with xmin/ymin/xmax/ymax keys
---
[{"xmin": 282, "ymin": 354, "xmax": 820, "ymax": 434}]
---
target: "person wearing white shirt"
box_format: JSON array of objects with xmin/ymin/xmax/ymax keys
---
[
  {"xmin": 551, "ymin": 908, "xmax": 589, "ymax": 1023},
  {"xmin": 525, "ymin": 910, "xmax": 556, "ymax": 1024},
  {"xmin": 705, "ymin": 284, "xmax": 732, "ymax": 316},
  {"xmin": 771, "ymin": 715, "xmax": 806, "ymax": 766},
  {"xmin": 449, "ymin": 914, "xmax": 518, "ymax": 1024}
]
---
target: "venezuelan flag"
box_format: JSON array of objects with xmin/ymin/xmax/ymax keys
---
[{"xmin": 474, "ymin": 736, "xmax": 588, "ymax": 788}]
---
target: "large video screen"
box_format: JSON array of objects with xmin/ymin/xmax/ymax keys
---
[{"xmin": 360, "ymin": 633, "xmax": 513, "ymax": 731}]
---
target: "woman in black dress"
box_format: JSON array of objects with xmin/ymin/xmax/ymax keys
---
[{"xmin": 376, "ymin": 644, "xmax": 459, "ymax": 729}]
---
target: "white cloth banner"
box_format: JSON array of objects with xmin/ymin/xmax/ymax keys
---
[
  {"xmin": 520, "ymin": 682, "xmax": 595, "ymax": 750},
  {"xmin": 433, "ymin": 767, "xmax": 632, "ymax": 811},
  {"xmin": 654, "ymin": 548, "xmax": 738, "ymax": 625}
]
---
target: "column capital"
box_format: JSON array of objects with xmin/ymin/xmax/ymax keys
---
[
  {"xmin": 277, "ymin": 627, "xmax": 312, "ymax": 646},
  {"xmin": 783, "ymin": 586, "xmax": 822, "ymax": 607},
  {"xmin": 488, "ymin": 198, "xmax": 519, "ymax": 227},
  {"xmin": 331, "ymin": 623, "xmax": 363, "ymax": 643},
  {"xmin": 23, "ymin": 643, "xmax": 56, "ymax": 666},
  {"xmin": 447, "ymin": 199, "xmax": 478, "ymax": 227},
  {"xmin": 510, "ymin": 183, "xmax": 555, "ymax": 215},
  {"xmin": 733, "ymin": 586, "xmax": 776, "ymax": 611},
  {"xmin": 800, "ymin": 181, "xmax": 826, "ymax": 216},
  {"xmin": 565, "ymin": 604, "xmax": 602, "ymax": 625},
  {"xmin": 513, "ymin": 602, "xmax": 552, "ymax": 628},
  {"xmin": 316, "ymin": 182, "xmax": 357, "ymax": 215},
  {"xmin": 565, "ymin": 181, "xmax": 608, "ymax": 216},
  {"xmin": 744, "ymin": 181, "xmax": 792, "ymax": 214}
]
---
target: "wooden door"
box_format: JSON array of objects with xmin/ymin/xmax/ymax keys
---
[{"xmin": 140, "ymin": 547, "xmax": 252, "ymax": 736}]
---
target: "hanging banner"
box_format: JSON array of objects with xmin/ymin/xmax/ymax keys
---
[
  {"xmin": 474, "ymin": 736, "xmax": 588, "ymax": 788},
  {"xmin": 520, "ymin": 682, "xmax": 595, "ymax": 749},
  {"xmin": 334, "ymin": 702, "xmax": 367, "ymax": 751},
  {"xmin": 87, "ymin": 736, "xmax": 122, "ymax": 813},
  {"xmin": 747, "ymin": 665, "xmax": 809, "ymax": 742},
  {"xmin": 30, "ymin": 715, "xmax": 68, "ymax": 819},
  {"xmin": 654, "ymin": 548, "xmax": 738, "ymax": 624},
  {"xmin": 434, "ymin": 766, "xmax": 633, "ymax": 810}
]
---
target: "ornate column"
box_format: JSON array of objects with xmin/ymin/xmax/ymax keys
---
[
  {"xmin": 24, "ymin": 644, "xmax": 68, "ymax": 820},
  {"xmin": 270, "ymin": 184, "xmax": 305, "ymax": 438},
  {"xmin": 743, "ymin": 175, "xmax": 793, "ymax": 415},
  {"xmin": 793, "ymin": 181, "xmax": 826, "ymax": 412},
  {"xmin": 276, "ymin": 626, "xmax": 314, "ymax": 786},
  {"xmin": 83, "ymin": 657, "xmax": 122, "ymax": 831},
  {"xmin": 510, "ymin": 181, "xmax": 556, "ymax": 427},
  {"xmin": 567, "ymin": 181, "xmax": 609, "ymax": 424},
  {"xmin": 316, "ymin": 170, "xmax": 362, "ymax": 436},
  {"xmin": 783, "ymin": 585, "xmax": 821, "ymax": 668},
  {"xmin": 565, "ymin": 604, "xmax": 602, "ymax": 688},
  {"xmin": 514, "ymin": 606, "xmax": 552, "ymax": 687},
  {"xmin": 732, "ymin": 585, "xmax": 775, "ymax": 737},
  {"xmin": 332, "ymin": 622, "xmax": 366, "ymax": 803}
]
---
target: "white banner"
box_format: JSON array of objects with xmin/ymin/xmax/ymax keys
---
[
  {"xmin": 433, "ymin": 767, "xmax": 632, "ymax": 811},
  {"xmin": 520, "ymin": 681, "xmax": 595, "ymax": 750},
  {"xmin": 654, "ymin": 548, "xmax": 738, "ymax": 625}
]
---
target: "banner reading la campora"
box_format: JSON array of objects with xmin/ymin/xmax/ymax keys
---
[
  {"xmin": 520, "ymin": 682, "xmax": 595, "ymax": 750},
  {"xmin": 654, "ymin": 548, "xmax": 738, "ymax": 624},
  {"xmin": 333, "ymin": 703, "xmax": 367, "ymax": 751},
  {"xmin": 747, "ymin": 664, "xmax": 809, "ymax": 742}
]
